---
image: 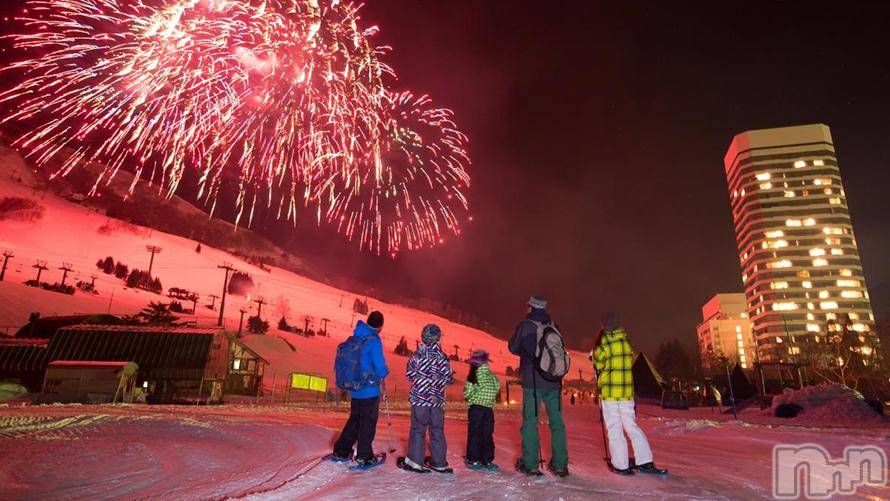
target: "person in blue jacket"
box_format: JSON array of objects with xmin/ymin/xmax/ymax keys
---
[{"xmin": 332, "ymin": 311, "xmax": 390, "ymax": 465}]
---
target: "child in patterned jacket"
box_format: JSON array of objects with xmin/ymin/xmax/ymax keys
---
[
  {"xmin": 464, "ymin": 349, "xmax": 501, "ymax": 470},
  {"xmin": 400, "ymin": 324, "xmax": 454, "ymax": 473}
]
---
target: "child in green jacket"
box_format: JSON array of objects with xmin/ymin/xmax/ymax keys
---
[{"xmin": 464, "ymin": 349, "xmax": 501, "ymax": 469}]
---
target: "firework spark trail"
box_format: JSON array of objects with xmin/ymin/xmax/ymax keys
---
[{"xmin": 0, "ymin": 0, "xmax": 471, "ymax": 255}]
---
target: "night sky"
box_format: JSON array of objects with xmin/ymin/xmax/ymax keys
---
[{"xmin": 2, "ymin": 1, "xmax": 889, "ymax": 355}]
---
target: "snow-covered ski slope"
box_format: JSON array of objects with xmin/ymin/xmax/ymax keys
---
[{"xmin": 0, "ymin": 145, "xmax": 595, "ymax": 393}]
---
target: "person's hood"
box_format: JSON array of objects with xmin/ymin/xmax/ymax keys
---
[
  {"xmin": 605, "ymin": 328, "xmax": 627, "ymax": 340},
  {"xmin": 416, "ymin": 342, "xmax": 443, "ymax": 356},
  {"xmin": 353, "ymin": 320, "xmax": 377, "ymax": 338},
  {"xmin": 526, "ymin": 308, "xmax": 551, "ymax": 324}
]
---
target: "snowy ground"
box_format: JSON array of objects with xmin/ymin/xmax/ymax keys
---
[{"xmin": 1, "ymin": 401, "xmax": 888, "ymax": 500}]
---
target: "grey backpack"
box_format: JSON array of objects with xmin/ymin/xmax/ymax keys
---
[{"xmin": 531, "ymin": 321, "xmax": 571, "ymax": 382}]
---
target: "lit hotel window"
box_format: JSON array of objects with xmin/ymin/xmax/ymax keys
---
[
  {"xmin": 806, "ymin": 324, "xmax": 820, "ymax": 332},
  {"xmin": 849, "ymin": 313, "xmax": 859, "ymax": 320},
  {"xmin": 802, "ymin": 281, "xmax": 812, "ymax": 288},
  {"xmin": 809, "ymin": 248, "xmax": 825, "ymax": 257},
  {"xmin": 806, "ymin": 313, "xmax": 815, "ymax": 320},
  {"xmin": 841, "ymin": 290, "xmax": 864, "ymax": 299},
  {"xmin": 789, "ymin": 346, "xmax": 801, "ymax": 355},
  {"xmin": 840, "ymin": 269, "xmax": 853, "ymax": 277},
  {"xmin": 770, "ymin": 240, "xmax": 788, "ymax": 249},
  {"xmin": 818, "ymin": 290, "xmax": 829, "ymax": 299},
  {"xmin": 824, "ymin": 188, "xmax": 833, "ymax": 195},
  {"xmin": 776, "ymin": 337, "xmax": 784, "ymax": 343},
  {"xmin": 826, "ymin": 312, "xmax": 837, "ymax": 320},
  {"xmin": 765, "ymin": 230, "xmax": 784, "ymax": 238},
  {"xmin": 794, "ymin": 160, "xmax": 807, "ymax": 168},
  {"xmin": 812, "ymin": 258, "xmax": 828, "ymax": 267},
  {"xmin": 830, "ymin": 248, "xmax": 843, "ymax": 256},
  {"xmin": 756, "ymin": 173, "xmax": 771, "ymax": 181},
  {"xmin": 786, "ymin": 219, "xmax": 802, "ymax": 227},
  {"xmin": 760, "ymin": 182, "xmax": 772, "ymax": 190},
  {"xmin": 771, "ymin": 281, "xmax": 789, "ymax": 289},
  {"xmin": 820, "ymin": 301, "xmax": 839, "ymax": 310},
  {"xmin": 772, "ymin": 302, "xmax": 798, "ymax": 311},
  {"xmin": 813, "ymin": 159, "xmax": 825, "ymax": 166},
  {"xmin": 803, "ymin": 218, "xmax": 816, "ymax": 226},
  {"xmin": 769, "ymin": 260, "xmax": 792, "ymax": 269},
  {"xmin": 829, "ymin": 197, "xmax": 841, "ymax": 205},
  {"xmin": 784, "ymin": 191, "xmax": 796, "ymax": 197},
  {"xmin": 852, "ymin": 323, "xmax": 867, "ymax": 332}
]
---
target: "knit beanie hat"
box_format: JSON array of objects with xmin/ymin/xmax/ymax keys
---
[
  {"xmin": 528, "ymin": 295, "xmax": 547, "ymax": 310},
  {"xmin": 367, "ymin": 311, "xmax": 384, "ymax": 329},
  {"xmin": 601, "ymin": 312, "xmax": 620, "ymax": 331},
  {"xmin": 470, "ymin": 349, "xmax": 489, "ymax": 366},
  {"xmin": 421, "ymin": 324, "xmax": 441, "ymax": 345}
]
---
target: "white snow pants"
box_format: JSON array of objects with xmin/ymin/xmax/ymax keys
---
[{"xmin": 602, "ymin": 400, "xmax": 653, "ymax": 470}]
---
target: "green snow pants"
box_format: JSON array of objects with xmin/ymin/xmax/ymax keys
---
[{"xmin": 521, "ymin": 388, "xmax": 568, "ymax": 470}]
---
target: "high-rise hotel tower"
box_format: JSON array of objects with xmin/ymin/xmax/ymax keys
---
[{"xmin": 724, "ymin": 124, "xmax": 875, "ymax": 363}]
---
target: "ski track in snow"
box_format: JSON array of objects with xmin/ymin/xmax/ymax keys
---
[{"xmin": 4, "ymin": 404, "xmax": 886, "ymax": 500}]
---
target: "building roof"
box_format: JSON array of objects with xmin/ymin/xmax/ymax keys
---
[
  {"xmin": 57, "ymin": 324, "xmax": 222, "ymax": 335},
  {"xmin": 230, "ymin": 337, "xmax": 270, "ymax": 365},
  {"xmin": 15, "ymin": 314, "xmax": 123, "ymax": 340},
  {"xmin": 48, "ymin": 360, "xmax": 134, "ymax": 368},
  {"xmin": 0, "ymin": 338, "xmax": 48, "ymax": 374},
  {"xmin": 46, "ymin": 324, "xmax": 225, "ymax": 380},
  {"xmin": 724, "ymin": 123, "xmax": 833, "ymax": 174}
]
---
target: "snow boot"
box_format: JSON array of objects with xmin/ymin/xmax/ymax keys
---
[
  {"xmin": 481, "ymin": 462, "xmax": 499, "ymax": 471},
  {"xmin": 397, "ymin": 456, "xmax": 430, "ymax": 473},
  {"xmin": 635, "ymin": 462, "xmax": 668, "ymax": 475},
  {"xmin": 608, "ymin": 463, "xmax": 635, "ymax": 476},
  {"xmin": 322, "ymin": 451, "xmax": 353, "ymax": 463},
  {"xmin": 515, "ymin": 458, "xmax": 543, "ymax": 476},
  {"xmin": 547, "ymin": 461, "xmax": 569, "ymax": 478},
  {"xmin": 423, "ymin": 456, "xmax": 453, "ymax": 474}
]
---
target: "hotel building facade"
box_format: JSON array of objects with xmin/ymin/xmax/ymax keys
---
[
  {"xmin": 697, "ymin": 293, "xmax": 756, "ymax": 370},
  {"xmin": 723, "ymin": 124, "xmax": 875, "ymax": 363}
]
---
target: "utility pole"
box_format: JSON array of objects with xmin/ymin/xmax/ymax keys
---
[
  {"xmin": 89, "ymin": 274, "xmax": 97, "ymax": 289},
  {"xmin": 252, "ymin": 296, "xmax": 267, "ymax": 319},
  {"xmin": 31, "ymin": 260, "xmax": 48, "ymax": 285},
  {"xmin": 217, "ymin": 263, "xmax": 237, "ymax": 327},
  {"xmin": 237, "ymin": 307, "xmax": 248, "ymax": 337},
  {"xmin": 321, "ymin": 318, "xmax": 330, "ymax": 337},
  {"xmin": 145, "ymin": 245, "xmax": 163, "ymax": 277},
  {"xmin": 0, "ymin": 250, "xmax": 13, "ymax": 281},
  {"xmin": 190, "ymin": 293, "xmax": 199, "ymax": 314},
  {"xmin": 208, "ymin": 294, "xmax": 219, "ymax": 310},
  {"xmin": 58, "ymin": 262, "xmax": 73, "ymax": 287}
]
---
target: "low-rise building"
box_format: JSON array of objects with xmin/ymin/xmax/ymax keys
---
[{"xmin": 697, "ymin": 293, "xmax": 756, "ymax": 370}]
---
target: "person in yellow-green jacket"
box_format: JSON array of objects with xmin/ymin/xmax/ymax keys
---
[
  {"xmin": 464, "ymin": 349, "xmax": 501, "ymax": 470},
  {"xmin": 592, "ymin": 313, "xmax": 666, "ymax": 476}
]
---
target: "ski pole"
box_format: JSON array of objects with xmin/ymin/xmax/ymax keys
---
[{"xmin": 382, "ymin": 391, "xmax": 397, "ymax": 454}]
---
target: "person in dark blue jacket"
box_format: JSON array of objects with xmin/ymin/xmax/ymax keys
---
[{"xmin": 332, "ymin": 311, "xmax": 390, "ymax": 465}]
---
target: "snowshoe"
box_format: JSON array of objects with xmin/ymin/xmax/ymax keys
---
[
  {"xmin": 349, "ymin": 452, "xmax": 387, "ymax": 471},
  {"xmin": 396, "ymin": 456, "xmax": 430, "ymax": 473},
  {"xmin": 634, "ymin": 462, "xmax": 668, "ymax": 475},
  {"xmin": 422, "ymin": 456, "xmax": 453, "ymax": 474},
  {"xmin": 608, "ymin": 463, "xmax": 635, "ymax": 476},
  {"xmin": 322, "ymin": 452, "xmax": 353, "ymax": 463},
  {"xmin": 547, "ymin": 461, "xmax": 569, "ymax": 478},
  {"xmin": 514, "ymin": 458, "xmax": 543, "ymax": 476}
]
